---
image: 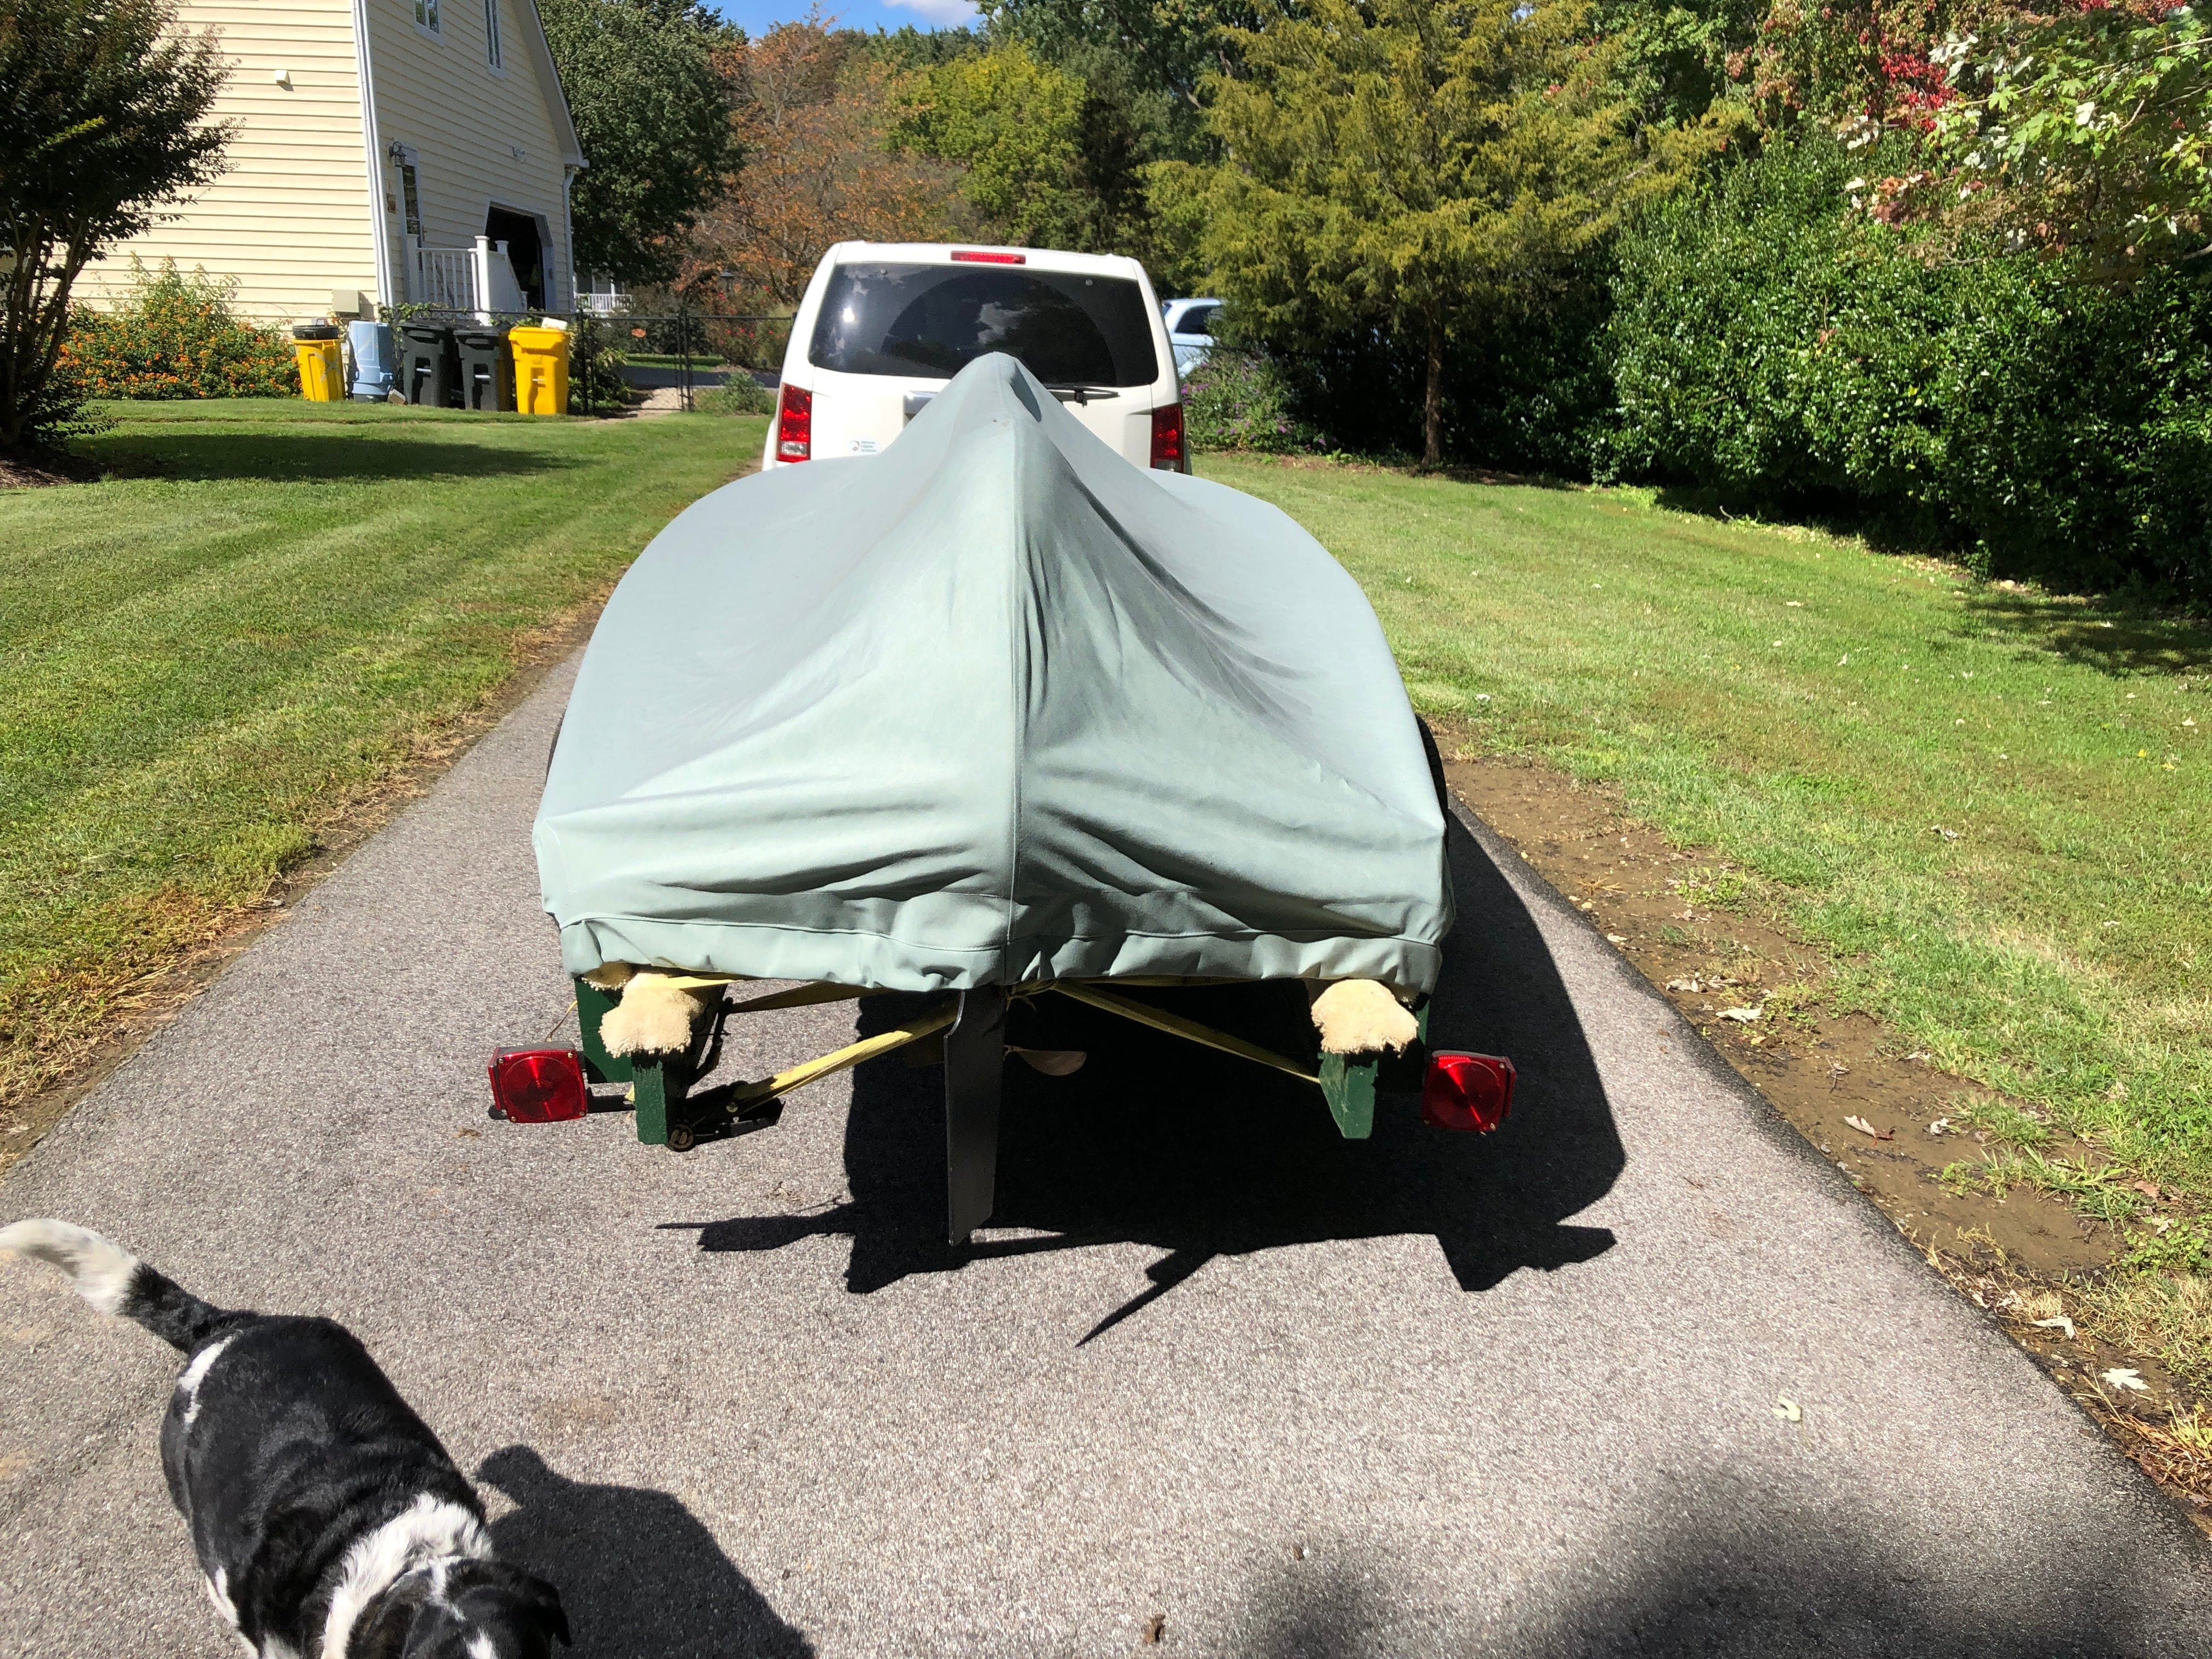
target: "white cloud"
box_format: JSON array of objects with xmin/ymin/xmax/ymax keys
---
[{"xmin": 882, "ymin": 0, "xmax": 978, "ymax": 22}]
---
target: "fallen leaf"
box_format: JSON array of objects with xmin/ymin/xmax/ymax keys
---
[
  {"xmin": 1931, "ymin": 825, "xmax": 1960, "ymax": 840},
  {"xmin": 1717, "ymin": 1005, "xmax": 1763, "ymax": 1023},
  {"xmin": 1926, "ymin": 1116, "xmax": 1951, "ymax": 1135},
  {"xmin": 2132, "ymin": 1180, "xmax": 2162, "ymax": 1201},
  {"xmin": 1774, "ymin": 1396, "xmax": 1801, "ymax": 1423},
  {"xmin": 1843, "ymin": 1115, "xmax": 1895, "ymax": 1141},
  {"xmin": 1143, "ymin": 1614, "xmax": 1166, "ymax": 1645},
  {"xmin": 1666, "ymin": 978, "xmax": 1702, "ymax": 992},
  {"xmin": 2101, "ymin": 1368, "xmax": 2149, "ymax": 1393},
  {"xmin": 2032, "ymin": 1314, "xmax": 2077, "ymax": 1341},
  {"xmin": 1605, "ymin": 933, "xmax": 1627, "ymax": 944}
]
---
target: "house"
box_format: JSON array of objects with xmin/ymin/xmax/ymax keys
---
[{"xmin": 80, "ymin": 0, "xmax": 586, "ymax": 324}]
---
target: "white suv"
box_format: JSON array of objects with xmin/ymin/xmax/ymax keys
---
[{"xmin": 761, "ymin": 242, "xmax": 1188, "ymax": 474}]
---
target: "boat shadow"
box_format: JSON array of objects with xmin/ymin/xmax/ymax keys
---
[{"xmin": 679, "ymin": 817, "xmax": 1622, "ymax": 1339}]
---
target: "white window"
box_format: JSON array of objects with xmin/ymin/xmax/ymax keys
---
[
  {"xmin": 483, "ymin": 0, "xmax": 501, "ymax": 67},
  {"xmin": 398, "ymin": 162, "xmax": 422, "ymax": 236},
  {"xmin": 415, "ymin": 0, "xmax": 440, "ymax": 33}
]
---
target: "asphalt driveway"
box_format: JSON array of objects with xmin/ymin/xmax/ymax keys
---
[{"xmin": 1, "ymin": 657, "xmax": 2205, "ymax": 1657}]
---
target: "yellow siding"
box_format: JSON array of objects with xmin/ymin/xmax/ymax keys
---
[
  {"xmin": 81, "ymin": 1, "xmax": 377, "ymax": 324},
  {"xmin": 365, "ymin": 0, "xmax": 577, "ymax": 309}
]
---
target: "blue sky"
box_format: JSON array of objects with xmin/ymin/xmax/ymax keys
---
[{"xmin": 708, "ymin": 0, "xmax": 978, "ymax": 36}]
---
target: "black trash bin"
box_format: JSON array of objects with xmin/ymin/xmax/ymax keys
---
[
  {"xmin": 398, "ymin": 321, "xmax": 459, "ymax": 407},
  {"xmin": 453, "ymin": 324, "xmax": 513, "ymax": 412}
]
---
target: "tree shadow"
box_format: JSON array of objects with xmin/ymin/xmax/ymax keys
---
[
  {"xmin": 76, "ymin": 431, "xmax": 573, "ymax": 483},
  {"xmin": 672, "ymin": 817, "xmax": 1623, "ymax": 1340},
  {"xmin": 1961, "ymin": 584, "xmax": 2212, "ymax": 680},
  {"xmin": 1236, "ymin": 1479, "xmax": 2207, "ymax": 1657},
  {"xmin": 479, "ymin": 1445, "xmax": 815, "ymax": 1659}
]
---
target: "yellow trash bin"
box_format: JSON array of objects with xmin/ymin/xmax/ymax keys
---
[
  {"xmin": 509, "ymin": 324, "xmax": 571, "ymax": 415},
  {"xmin": 292, "ymin": 335, "xmax": 344, "ymax": 403}
]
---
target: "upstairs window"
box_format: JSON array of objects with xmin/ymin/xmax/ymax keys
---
[
  {"xmin": 415, "ymin": 0, "xmax": 439, "ymax": 33},
  {"xmin": 483, "ymin": 0, "xmax": 501, "ymax": 66}
]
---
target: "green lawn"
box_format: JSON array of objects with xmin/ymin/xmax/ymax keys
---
[
  {"xmin": 1201, "ymin": 455, "xmax": 2211, "ymax": 1205},
  {"xmin": 1, "ymin": 400, "xmax": 766, "ymax": 1113}
]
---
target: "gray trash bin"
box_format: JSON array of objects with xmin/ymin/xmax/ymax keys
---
[
  {"xmin": 453, "ymin": 325, "xmax": 514, "ymax": 412},
  {"xmin": 398, "ymin": 321, "xmax": 459, "ymax": 407}
]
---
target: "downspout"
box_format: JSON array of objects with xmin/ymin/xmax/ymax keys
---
[{"xmin": 351, "ymin": 0, "xmax": 391, "ymax": 312}]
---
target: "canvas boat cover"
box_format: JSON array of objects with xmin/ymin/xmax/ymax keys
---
[{"xmin": 534, "ymin": 354, "xmax": 1452, "ymax": 995}]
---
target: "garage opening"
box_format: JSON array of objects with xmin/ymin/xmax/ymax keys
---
[{"xmin": 484, "ymin": 206, "xmax": 546, "ymax": 310}]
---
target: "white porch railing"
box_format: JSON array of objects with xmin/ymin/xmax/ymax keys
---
[{"xmin": 408, "ymin": 236, "xmax": 527, "ymax": 319}]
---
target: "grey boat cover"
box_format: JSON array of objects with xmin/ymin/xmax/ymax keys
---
[{"xmin": 534, "ymin": 354, "xmax": 1451, "ymax": 994}]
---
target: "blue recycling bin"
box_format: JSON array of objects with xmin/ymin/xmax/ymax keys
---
[{"xmin": 348, "ymin": 320, "xmax": 396, "ymax": 402}]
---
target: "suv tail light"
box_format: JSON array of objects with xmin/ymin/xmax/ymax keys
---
[
  {"xmin": 776, "ymin": 383, "xmax": 812, "ymax": 461},
  {"xmin": 1150, "ymin": 402, "xmax": 1186, "ymax": 471},
  {"xmin": 951, "ymin": 249, "xmax": 1025, "ymax": 264},
  {"xmin": 488, "ymin": 1048, "xmax": 588, "ymax": 1123},
  {"xmin": 1421, "ymin": 1052, "xmax": 1515, "ymax": 1132}
]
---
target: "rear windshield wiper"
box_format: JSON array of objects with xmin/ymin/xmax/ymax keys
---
[{"xmin": 1045, "ymin": 385, "xmax": 1122, "ymax": 405}]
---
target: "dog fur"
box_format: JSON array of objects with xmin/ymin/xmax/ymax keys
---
[
  {"xmin": 596, "ymin": 970, "xmax": 715, "ymax": 1058},
  {"xmin": 0, "ymin": 1219, "xmax": 568, "ymax": 1659},
  {"xmin": 1309, "ymin": 978, "xmax": 1419, "ymax": 1056}
]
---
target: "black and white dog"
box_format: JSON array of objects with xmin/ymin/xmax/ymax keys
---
[{"xmin": 1, "ymin": 1218, "xmax": 569, "ymax": 1659}]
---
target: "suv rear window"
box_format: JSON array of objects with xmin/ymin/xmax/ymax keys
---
[{"xmin": 809, "ymin": 263, "xmax": 1159, "ymax": 388}]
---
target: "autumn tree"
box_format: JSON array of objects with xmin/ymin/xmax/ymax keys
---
[
  {"xmin": 1188, "ymin": 0, "xmax": 1714, "ymax": 464},
  {"xmin": 699, "ymin": 21, "xmax": 968, "ymax": 311}
]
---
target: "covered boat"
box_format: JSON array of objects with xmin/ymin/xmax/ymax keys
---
[
  {"xmin": 535, "ymin": 353, "xmax": 1450, "ymax": 992},
  {"xmin": 524, "ymin": 354, "xmax": 1500, "ymax": 1243}
]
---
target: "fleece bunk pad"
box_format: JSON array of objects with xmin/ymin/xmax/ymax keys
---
[{"xmin": 534, "ymin": 353, "xmax": 1452, "ymax": 995}]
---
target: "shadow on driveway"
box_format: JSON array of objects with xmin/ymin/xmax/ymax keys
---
[
  {"xmin": 481, "ymin": 1445, "xmax": 814, "ymax": 1659},
  {"xmin": 674, "ymin": 818, "xmax": 1622, "ymax": 1340}
]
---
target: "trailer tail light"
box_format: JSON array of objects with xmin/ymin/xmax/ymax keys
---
[
  {"xmin": 951, "ymin": 249, "xmax": 1025, "ymax": 264},
  {"xmin": 488, "ymin": 1048, "xmax": 588, "ymax": 1123},
  {"xmin": 1150, "ymin": 402, "xmax": 1186, "ymax": 471},
  {"xmin": 776, "ymin": 383, "xmax": 812, "ymax": 461},
  {"xmin": 1422, "ymin": 1051, "xmax": 1515, "ymax": 1132}
]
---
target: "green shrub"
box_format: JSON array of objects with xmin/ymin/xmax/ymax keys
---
[
  {"xmin": 1603, "ymin": 138, "xmax": 2212, "ymax": 596},
  {"xmin": 565, "ymin": 313, "xmax": 630, "ymax": 415},
  {"xmin": 694, "ymin": 377, "xmax": 776, "ymax": 416},
  {"xmin": 60, "ymin": 262, "xmax": 298, "ymax": 399},
  {"xmin": 1183, "ymin": 351, "xmax": 1320, "ymax": 453}
]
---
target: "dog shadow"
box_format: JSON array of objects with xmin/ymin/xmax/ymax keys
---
[
  {"xmin": 676, "ymin": 815, "xmax": 1624, "ymax": 1339},
  {"xmin": 480, "ymin": 1446, "xmax": 814, "ymax": 1659}
]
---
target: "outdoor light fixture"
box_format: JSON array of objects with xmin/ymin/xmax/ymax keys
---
[
  {"xmin": 1421, "ymin": 1051, "xmax": 1515, "ymax": 1132},
  {"xmin": 487, "ymin": 1048, "xmax": 588, "ymax": 1123}
]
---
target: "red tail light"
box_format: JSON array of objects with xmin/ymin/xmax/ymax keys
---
[
  {"xmin": 776, "ymin": 383, "xmax": 812, "ymax": 461},
  {"xmin": 488, "ymin": 1048, "xmax": 588, "ymax": 1123},
  {"xmin": 1421, "ymin": 1052, "xmax": 1515, "ymax": 1132},
  {"xmin": 951, "ymin": 249, "xmax": 1025, "ymax": 264},
  {"xmin": 1150, "ymin": 402, "xmax": 1186, "ymax": 471}
]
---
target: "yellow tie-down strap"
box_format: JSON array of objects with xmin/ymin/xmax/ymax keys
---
[{"xmin": 699, "ymin": 976, "xmax": 1320, "ymax": 1103}]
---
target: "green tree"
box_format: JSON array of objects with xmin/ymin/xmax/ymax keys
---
[
  {"xmin": 538, "ymin": 0, "xmax": 741, "ymax": 287},
  {"xmin": 0, "ymin": 0, "xmax": 229, "ymax": 454},
  {"xmin": 1188, "ymin": 0, "xmax": 1713, "ymax": 463},
  {"xmin": 895, "ymin": 42, "xmax": 1166, "ymax": 252}
]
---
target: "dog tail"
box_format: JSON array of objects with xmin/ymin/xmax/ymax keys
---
[{"xmin": 0, "ymin": 1219, "xmax": 230, "ymax": 1352}]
